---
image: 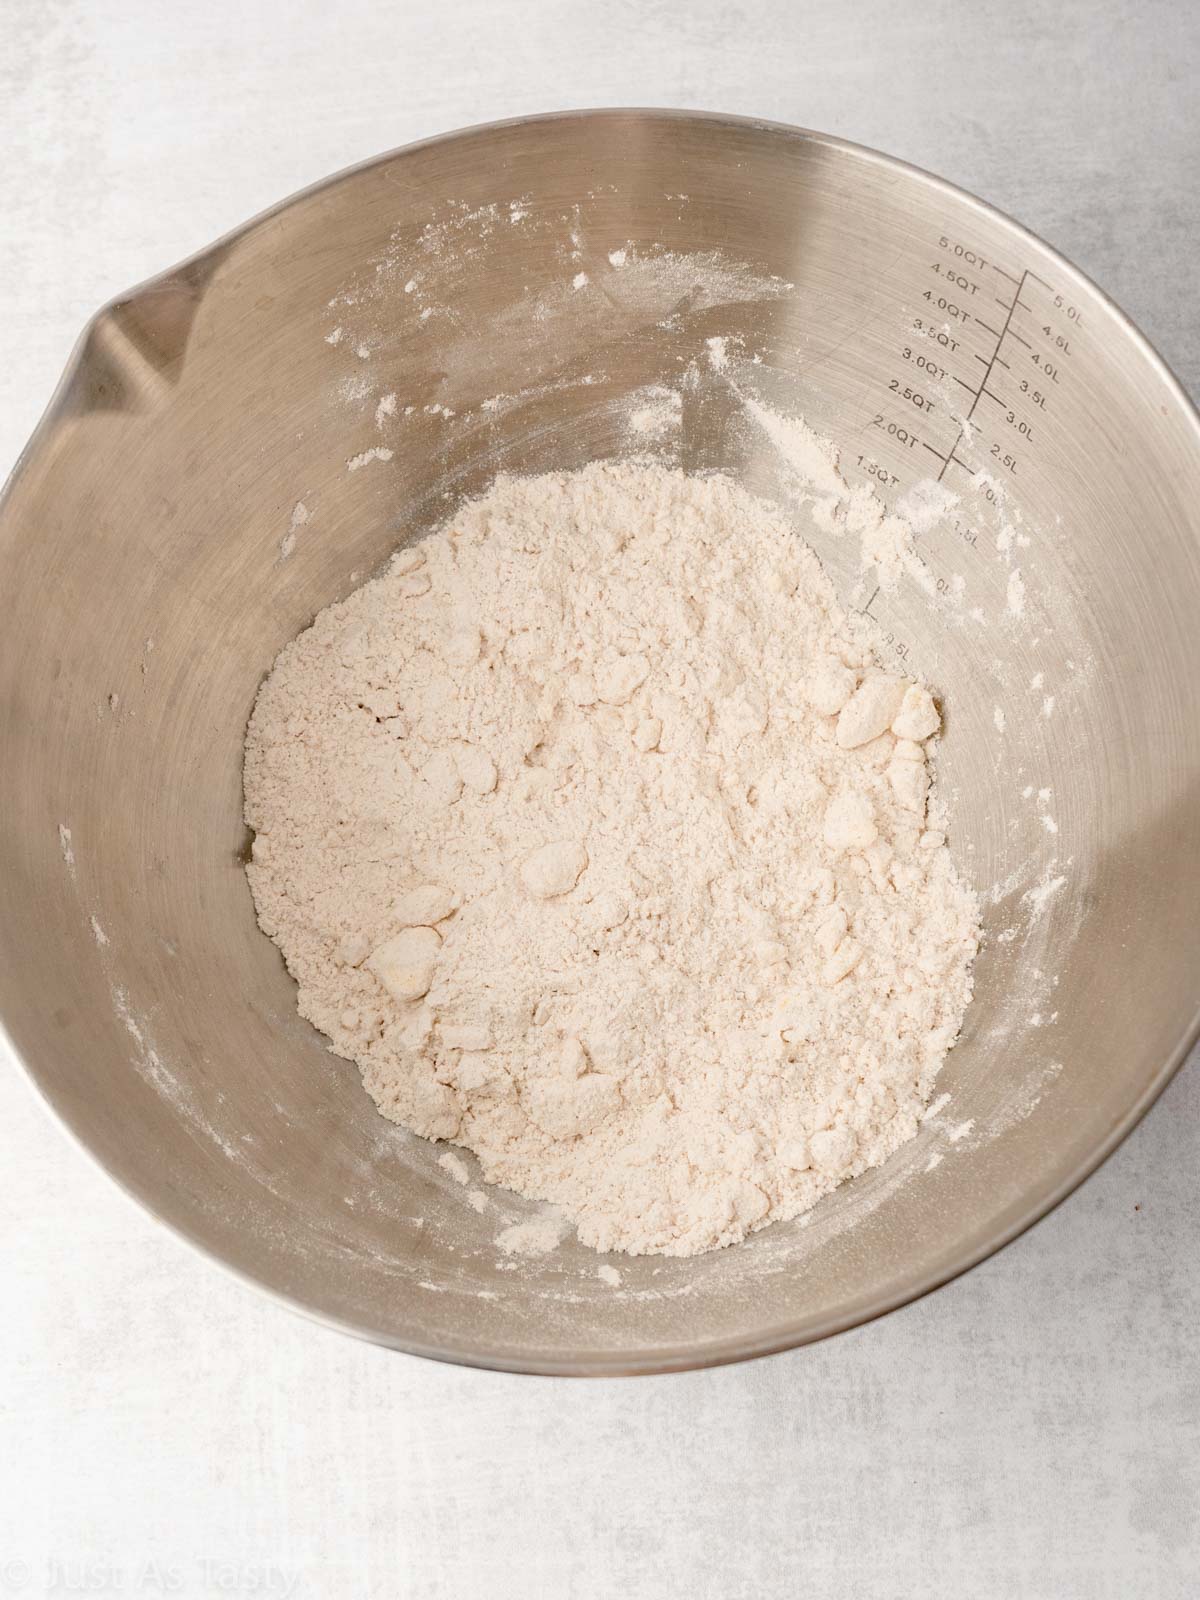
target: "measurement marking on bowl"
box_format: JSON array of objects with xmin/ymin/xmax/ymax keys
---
[
  {"xmin": 853, "ymin": 234, "xmax": 1086, "ymax": 645},
  {"xmin": 854, "ymin": 235, "xmax": 1084, "ymax": 518}
]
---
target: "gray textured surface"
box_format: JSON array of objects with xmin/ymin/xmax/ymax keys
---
[{"xmin": 2, "ymin": 1, "xmax": 1197, "ymax": 1594}]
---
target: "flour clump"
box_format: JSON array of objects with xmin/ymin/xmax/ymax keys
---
[{"xmin": 244, "ymin": 462, "xmax": 979, "ymax": 1256}]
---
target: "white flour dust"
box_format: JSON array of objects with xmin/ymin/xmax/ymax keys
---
[{"xmin": 244, "ymin": 463, "xmax": 980, "ymax": 1256}]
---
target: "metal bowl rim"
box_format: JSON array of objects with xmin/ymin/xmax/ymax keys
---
[{"xmin": 4, "ymin": 106, "xmax": 1198, "ymax": 1376}]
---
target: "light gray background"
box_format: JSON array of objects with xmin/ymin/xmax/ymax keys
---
[{"xmin": 3, "ymin": 2, "xmax": 1198, "ymax": 1595}]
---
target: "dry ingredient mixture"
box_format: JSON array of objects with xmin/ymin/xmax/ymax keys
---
[{"xmin": 244, "ymin": 462, "xmax": 980, "ymax": 1256}]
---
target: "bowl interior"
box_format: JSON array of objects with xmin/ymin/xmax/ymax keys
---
[{"xmin": 2, "ymin": 112, "xmax": 1199, "ymax": 1372}]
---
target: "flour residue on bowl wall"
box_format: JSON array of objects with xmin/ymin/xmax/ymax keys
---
[{"xmin": 319, "ymin": 188, "xmax": 793, "ymax": 437}]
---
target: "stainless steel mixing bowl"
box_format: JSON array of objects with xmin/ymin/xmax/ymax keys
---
[{"xmin": 2, "ymin": 111, "xmax": 1198, "ymax": 1374}]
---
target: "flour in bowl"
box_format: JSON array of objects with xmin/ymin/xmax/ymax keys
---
[{"xmin": 243, "ymin": 462, "xmax": 979, "ymax": 1256}]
